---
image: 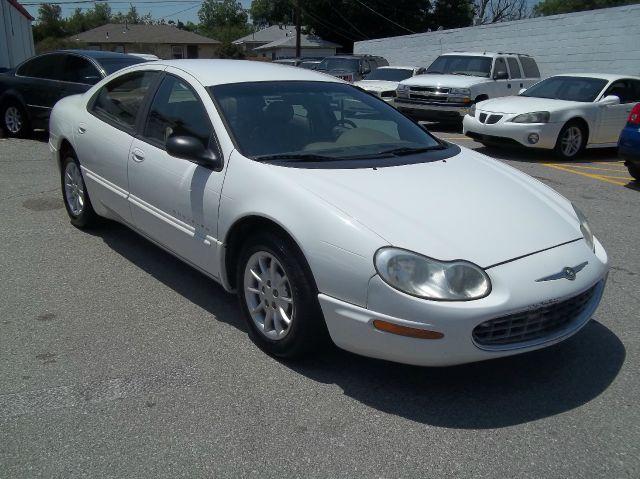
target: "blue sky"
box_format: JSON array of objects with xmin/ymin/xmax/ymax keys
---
[{"xmin": 24, "ymin": 0, "xmax": 253, "ymax": 25}]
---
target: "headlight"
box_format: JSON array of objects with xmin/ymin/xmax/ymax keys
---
[
  {"xmin": 468, "ymin": 104, "xmax": 476, "ymax": 117},
  {"xmin": 510, "ymin": 111, "xmax": 550, "ymax": 123},
  {"xmin": 572, "ymin": 204, "xmax": 595, "ymax": 252},
  {"xmin": 396, "ymin": 84, "xmax": 409, "ymax": 98},
  {"xmin": 374, "ymin": 248, "xmax": 491, "ymax": 301},
  {"xmin": 450, "ymin": 88, "xmax": 470, "ymax": 95}
]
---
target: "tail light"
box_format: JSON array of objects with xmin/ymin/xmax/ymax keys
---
[{"xmin": 629, "ymin": 103, "xmax": 640, "ymax": 125}]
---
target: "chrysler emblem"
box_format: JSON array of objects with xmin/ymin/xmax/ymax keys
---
[{"xmin": 535, "ymin": 262, "xmax": 588, "ymax": 282}]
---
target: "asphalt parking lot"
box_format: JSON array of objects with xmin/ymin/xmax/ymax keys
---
[{"xmin": 1, "ymin": 129, "xmax": 638, "ymax": 478}]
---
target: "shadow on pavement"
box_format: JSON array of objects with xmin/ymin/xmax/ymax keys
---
[
  {"xmin": 87, "ymin": 221, "xmax": 625, "ymax": 430},
  {"xmin": 473, "ymin": 145, "xmax": 620, "ymax": 164}
]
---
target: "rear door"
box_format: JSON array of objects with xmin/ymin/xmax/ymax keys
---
[
  {"xmin": 75, "ymin": 68, "xmax": 162, "ymax": 224},
  {"xmin": 492, "ymin": 56, "xmax": 511, "ymax": 97},
  {"xmin": 506, "ymin": 56, "xmax": 525, "ymax": 91},
  {"xmin": 518, "ymin": 56, "xmax": 541, "ymax": 89},
  {"xmin": 14, "ymin": 54, "xmax": 66, "ymax": 126}
]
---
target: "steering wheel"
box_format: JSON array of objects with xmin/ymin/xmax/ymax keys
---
[{"xmin": 335, "ymin": 119, "xmax": 357, "ymax": 129}]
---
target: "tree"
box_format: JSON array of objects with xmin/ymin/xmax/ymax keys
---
[
  {"xmin": 534, "ymin": 0, "xmax": 639, "ymax": 16},
  {"xmin": 33, "ymin": 4, "xmax": 65, "ymax": 43},
  {"xmin": 199, "ymin": 0, "xmax": 251, "ymax": 58},
  {"xmin": 433, "ymin": 0, "xmax": 474, "ymax": 29},
  {"xmin": 250, "ymin": 0, "xmax": 294, "ymax": 25},
  {"xmin": 474, "ymin": 0, "xmax": 530, "ymax": 24}
]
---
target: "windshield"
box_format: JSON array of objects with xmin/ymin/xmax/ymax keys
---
[
  {"xmin": 97, "ymin": 57, "xmax": 148, "ymax": 75},
  {"xmin": 521, "ymin": 76, "xmax": 608, "ymax": 102},
  {"xmin": 426, "ymin": 55, "xmax": 492, "ymax": 77},
  {"xmin": 317, "ymin": 58, "xmax": 359, "ymax": 72},
  {"xmin": 299, "ymin": 62, "xmax": 319, "ymax": 70},
  {"xmin": 364, "ymin": 68, "xmax": 414, "ymax": 82},
  {"xmin": 209, "ymin": 81, "xmax": 442, "ymax": 161}
]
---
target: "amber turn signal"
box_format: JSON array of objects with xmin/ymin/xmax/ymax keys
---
[{"xmin": 372, "ymin": 320, "xmax": 444, "ymax": 339}]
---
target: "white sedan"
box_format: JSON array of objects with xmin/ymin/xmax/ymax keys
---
[
  {"xmin": 354, "ymin": 66, "xmax": 425, "ymax": 102},
  {"xmin": 50, "ymin": 60, "xmax": 608, "ymax": 366},
  {"xmin": 463, "ymin": 73, "xmax": 640, "ymax": 159}
]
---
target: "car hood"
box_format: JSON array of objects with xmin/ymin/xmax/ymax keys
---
[
  {"xmin": 401, "ymin": 74, "xmax": 489, "ymax": 89},
  {"xmin": 282, "ymin": 149, "xmax": 582, "ymax": 268},
  {"xmin": 354, "ymin": 80, "xmax": 399, "ymax": 92},
  {"xmin": 479, "ymin": 96, "xmax": 586, "ymax": 114}
]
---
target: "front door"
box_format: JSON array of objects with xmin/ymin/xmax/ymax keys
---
[
  {"xmin": 127, "ymin": 74, "xmax": 223, "ymax": 277},
  {"xmin": 594, "ymin": 80, "xmax": 639, "ymax": 144}
]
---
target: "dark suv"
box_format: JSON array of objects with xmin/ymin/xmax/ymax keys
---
[
  {"xmin": 0, "ymin": 50, "xmax": 147, "ymax": 137},
  {"xmin": 316, "ymin": 54, "xmax": 389, "ymax": 83}
]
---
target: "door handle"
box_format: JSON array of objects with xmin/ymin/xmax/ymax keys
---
[
  {"xmin": 77, "ymin": 126, "xmax": 86, "ymax": 134},
  {"xmin": 131, "ymin": 149, "xmax": 145, "ymax": 162}
]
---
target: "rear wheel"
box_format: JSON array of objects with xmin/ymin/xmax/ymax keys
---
[
  {"xmin": 554, "ymin": 121, "xmax": 586, "ymax": 160},
  {"xmin": 237, "ymin": 232, "xmax": 328, "ymax": 358},
  {"xmin": 1, "ymin": 101, "xmax": 31, "ymax": 138},
  {"xmin": 61, "ymin": 150, "xmax": 98, "ymax": 228}
]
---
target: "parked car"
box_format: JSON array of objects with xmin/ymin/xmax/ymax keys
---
[
  {"xmin": 0, "ymin": 50, "xmax": 147, "ymax": 137},
  {"xmin": 273, "ymin": 58, "xmax": 301, "ymax": 67},
  {"xmin": 463, "ymin": 74, "xmax": 640, "ymax": 159},
  {"xmin": 395, "ymin": 52, "xmax": 541, "ymax": 122},
  {"xmin": 618, "ymin": 102, "xmax": 640, "ymax": 180},
  {"xmin": 49, "ymin": 59, "xmax": 608, "ymax": 367},
  {"xmin": 316, "ymin": 54, "xmax": 388, "ymax": 82},
  {"xmin": 354, "ymin": 66, "xmax": 426, "ymax": 102},
  {"xmin": 298, "ymin": 60, "xmax": 321, "ymax": 70}
]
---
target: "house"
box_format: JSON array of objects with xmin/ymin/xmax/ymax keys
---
[
  {"xmin": 71, "ymin": 23, "xmax": 220, "ymax": 60},
  {"xmin": 1, "ymin": 0, "xmax": 35, "ymax": 70},
  {"xmin": 233, "ymin": 24, "xmax": 297, "ymax": 53},
  {"xmin": 253, "ymin": 33, "xmax": 341, "ymax": 60}
]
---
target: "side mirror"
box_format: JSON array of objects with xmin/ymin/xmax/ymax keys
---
[
  {"xmin": 361, "ymin": 66, "xmax": 371, "ymax": 75},
  {"xmin": 600, "ymin": 95, "xmax": 620, "ymax": 106},
  {"xmin": 518, "ymin": 88, "xmax": 527, "ymax": 95},
  {"xmin": 493, "ymin": 70, "xmax": 509, "ymax": 80},
  {"xmin": 166, "ymin": 135, "xmax": 221, "ymax": 169}
]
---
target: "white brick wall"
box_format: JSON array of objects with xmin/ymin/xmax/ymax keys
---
[{"xmin": 354, "ymin": 4, "xmax": 640, "ymax": 78}]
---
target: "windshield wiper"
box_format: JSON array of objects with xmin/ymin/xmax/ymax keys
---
[
  {"xmin": 375, "ymin": 145, "xmax": 447, "ymax": 156},
  {"xmin": 253, "ymin": 153, "xmax": 340, "ymax": 163},
  {"xmin": 450, "ymin": 72, "xmax": 476, "ymax": 76}
]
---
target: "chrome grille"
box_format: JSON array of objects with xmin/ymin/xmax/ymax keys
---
[
  {"xmin": 473, "ymin": 284, "xmax": 598, "ymax": 347},
  {"xmin": 486, "ymin": 114, "xmax": 503, "ymax": 124},
  {"xmin": 409, "ymin": 86, "xmax": 450, "ymax": 94}
]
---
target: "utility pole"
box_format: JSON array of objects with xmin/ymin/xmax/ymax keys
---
[{"xmin": 295, "ymin": 0, "xmax": 301, "ymax": 59}]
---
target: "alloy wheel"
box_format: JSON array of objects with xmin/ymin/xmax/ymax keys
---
[
  {"xmin": 560, "ymin": 126, "xmax": 582, "ymax": 158},
  {"xmin": 64, "ymin": 161, "xmax": 85, "ymax": 216},
  {"xmin": 4, "ymin": 106, "xmax": 22, "ymax": 134},
  {"xmin": 243, "ymin": 251, "xmax": 295, "ymax": 340}
]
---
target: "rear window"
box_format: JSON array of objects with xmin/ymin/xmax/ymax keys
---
[
  {"xmin": 96, "ymin": 57, "xmax": 147, "ymax": 75},
  {"xmin": 519, "ymin": 56, "xmax": 540, "ymax": 78},
  {"xmin": 317, "ymin": 58, "xmax": 359, "ymax": 72}
]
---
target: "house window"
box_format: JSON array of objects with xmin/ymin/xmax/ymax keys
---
[{"xmin": 172, "ymin": 46, "xmax": 185, "ymax": 59}]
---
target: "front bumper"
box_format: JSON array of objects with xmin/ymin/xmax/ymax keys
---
[
  {"xmin": 463, "ymin": 114, "xmax": 563, "ymax": 150},
  {"xmin": 319, "ymin": 238, "xmax": 608, "ymax": 367},
  {"xmin": 394, "ymin": 98, "xmax": 470, "ymax": 121}
]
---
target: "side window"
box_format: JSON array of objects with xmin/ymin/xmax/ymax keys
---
[
  {"xmin": 605, "ymin": 81, "xmax": 632, "ymax": 103},
  {"xmin": 91, "ymin": 71, "xmax": 157, "ymax": 131},
  {"xmin": 143, "ymin": 75, "xmax": 212, "ymax": 149},
  {"xmin": 17, "ymin": 54, "xmax": 64, "ymax": 81},
  {"xmin": 629, "ymin": 80, "xmax": 640, "ymax": 102},
  {"xmin": 507, "ymin": 58, "xmax": 522, "ymax": 79},
  {"xmin": 519, "ymin": 56, "xmax": 541, "ymax": 78},
  {"xmin": 493, "ymin": 57, "xmax": 508, "ymax": 78},
  {"xmin": 63, "ymin": 56, "xmax": 101, "ymax": 84}
]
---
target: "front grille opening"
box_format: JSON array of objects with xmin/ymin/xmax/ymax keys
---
[{"xmin": 473, "ymin": 284, "xmax": 598, "ymax": 347}]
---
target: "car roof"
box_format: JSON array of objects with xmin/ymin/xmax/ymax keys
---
[
  {"xmin": 552, "ymin": 73, "xmax": 640, "ymax": 81},
  {"xmin": 152, "ymin": 59, "xmax": 345, "ymax": 86},
  {"xmin": 378, "ymin": 66, "xmax": 418, "ymax": 70},
  {"xmin": 59, "ymin": 49, "xmax": 144, "ymax": 60},
  {"xmin": 440, "ymin": 52, "xmax": 530, "ymax": 57}
]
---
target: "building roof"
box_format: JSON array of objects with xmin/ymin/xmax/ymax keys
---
[
  {"xmin": 72, "ymin": 24, "xmax": 220, "ymax": 45},
  {"xmin": 233, "ymin": 24, "xmax": 297, "ymax": 44},
  {"xmin": 254, "ymin": 34, "xmax": 341, "ymax": 51},
  {"xmin": 7, "ymin": 0, "xmax": 34, "ymax": 21}
]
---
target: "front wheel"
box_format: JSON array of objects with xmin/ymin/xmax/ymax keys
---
[
  {"xmin": 237, "ymin": 232, "xmax": 328, "ymax": 358},
  {"xmin": 1, "ymin": 101, "xmax": 31, "ymax": 138},
  {"xmin": 61, "ymin": 151, "xmax": 98, "ymax": 228},
  {"xmin": 628, "ymin": 164, "xmax": 640, "ymax": 182},
  {"xmin": 554, "ymin": 122, "xmax": 586, "ymax": 160}
]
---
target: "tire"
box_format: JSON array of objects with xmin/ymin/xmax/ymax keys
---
[
  {"xmin": 628, "ymin": 164, "xmax": 640, "ymax": 182},
  {"xmin": 236, "ymin": 231, "xmax": 328, "ymax": 359},
  {"xmin": 554, "ymin": 121, "xmax": 587, "ymax": 160},
  {"xmin": 1, "ymin": 100, "xmax": 31, "ymax": 138},
  {"xmin": 60, "ymin": 150, "xmax": 98, "ymax": 229}
]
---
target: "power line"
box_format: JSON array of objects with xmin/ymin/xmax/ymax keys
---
[
  {"xmin": 23, "ymin": 1, "xmax": 200, "ymax": 5},
  {"xmin": 158, "ymin": 3, "xmax": 199, "ymax": 20},
  {"xmin": 329, "ymin": 3, "xmax": 369, "ymax": 40},
  {"xmin": 351, "ymin": 0, "xmax": 416, "ymax": 34},
  {"xmin": 301, "ymin": 7, "xmax": 358, "ymax": 42}
]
